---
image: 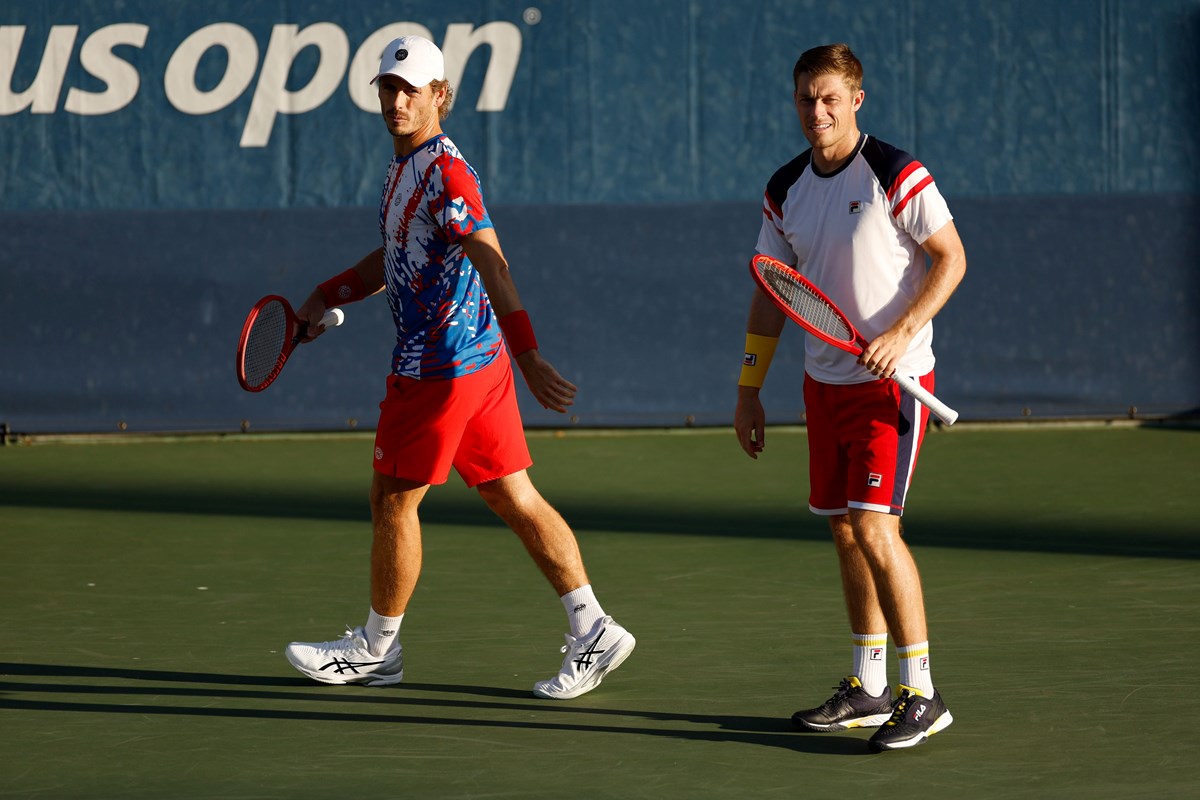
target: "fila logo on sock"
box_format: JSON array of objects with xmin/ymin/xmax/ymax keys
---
[
  {"xmin": 870, "ymin": 647, "xmax": 884, "ymax": 661},
  {"xmin": 920, "ymin": 656, "xmax": 929, "ymax": 671},
  {"xmin": 867, "ymin": 472, "xmax": 883, "ymax": 488}
]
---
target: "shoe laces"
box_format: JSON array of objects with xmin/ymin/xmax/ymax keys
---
[
  {"xmin": 884, "ymin": 688, "xmax": 916, "ymax": 726},
  {"xmin": 558, "ymin": 632, "xmax": 580, "ymax": 655},
  {"xmin": 814, "ymin": 677, "xmax": 858, "ymax": 712},
  {"xmin": 324, "ymin": 627, "xmax": 364, "ymax": 652}
]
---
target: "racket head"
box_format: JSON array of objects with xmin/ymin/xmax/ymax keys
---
[
  {"xmin": 749, "ymin": 255, "xmax": 863, "ymax": 355},
  {"xmin": 236, "ymin": 295, "xmax": 300, "ymax": 392}
]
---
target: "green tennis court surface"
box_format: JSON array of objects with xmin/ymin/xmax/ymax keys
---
[{"xmin": 2, "ymin": 426, "xmax": 1197, "ymax": 798}]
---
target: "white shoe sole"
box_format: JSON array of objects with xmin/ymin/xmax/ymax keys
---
[{"xmin": 797, "ymin": 711, "xmax": 892, "ymax": 732}]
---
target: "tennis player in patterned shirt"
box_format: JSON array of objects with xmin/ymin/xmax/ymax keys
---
[
  {"xmin": 283, "ymin": 35, "xmax": 635, "ymax": 699},
  {"xmin": 735, "ymin": 43, "xmax": 967, "ymax": 751}
]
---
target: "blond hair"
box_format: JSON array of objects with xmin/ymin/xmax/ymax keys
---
[
  {"xmin": 430, "ymin": 79, "xmax": 454, "ymax": 121},
  {"xmin": 792, "ymin": 43, "xmax": 863, "ymax": 93}
]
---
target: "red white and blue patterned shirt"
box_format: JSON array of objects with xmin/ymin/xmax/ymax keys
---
[
  {"xmin": 379, "ymin": 134, "xmax": 503, "ymax": 380},
  {"xmin": 756, "ymin": 133, "xmax": 953, "ymax": 384}
]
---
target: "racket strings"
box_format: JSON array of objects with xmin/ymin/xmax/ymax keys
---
[
  {"xmin": 243, "ymin": 301, "xmax": 289, "ymax": 387},
  {"xmin": 762, "ymin": 267, "xmax": 852, "ymax": 342}
]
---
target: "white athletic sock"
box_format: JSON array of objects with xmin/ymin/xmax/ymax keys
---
[
  {"xmin": 365, "ymin": 608, "xmax": 403, "ymax": 657},
  {"xmin": 897, "ymin": 640, "xmax": 935, "ymax": 698},
  {"xmin": 852, "ymin": 632, "xmax": 889, "ymax": 697},
  {"xmin": 560, "ymin": 584, "xmax": 605, "ymax": 638}
]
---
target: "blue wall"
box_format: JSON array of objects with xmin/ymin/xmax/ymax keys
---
[{"xmin": 2, "ymin": 0, "xmax": 1198, "ymax": 432}]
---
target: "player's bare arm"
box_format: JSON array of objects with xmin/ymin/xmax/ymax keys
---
[
  {"xmin": 460, "ymin": 229, "xmax": 578, "ymax": 413},
  {"xmin": 735, "ymin": 288, "xmax": 788, "ymax": 459},
  {"xmin": 859, "ymin": 221, "xmax": 967, "ymax": 377},
  {"xmin": 296, "ymin": 247, "xmax": 387, "ymax": 341}
]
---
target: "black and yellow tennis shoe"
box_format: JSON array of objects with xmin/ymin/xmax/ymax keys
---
[
  {"xmin": 791, "ymin": 676, "xmax": 895, "ymax": 732},
  {"xmin": 868, "ymin": 685, "xmax": 953, "ymax": 751}
]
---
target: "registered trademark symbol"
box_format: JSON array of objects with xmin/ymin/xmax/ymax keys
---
[{"xmin": 523, "ymin": 7, "xmax": 542, "ymax": 25}]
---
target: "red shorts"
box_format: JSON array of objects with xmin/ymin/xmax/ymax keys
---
[
  {"xmin": 803, "ymin": 371, "xmax": 934, "ymax": 517},
  {"xmin": 373, "ymin": 355, "xmax": 532, "ymax": 487}
]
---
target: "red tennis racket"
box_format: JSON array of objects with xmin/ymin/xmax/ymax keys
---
[
  {"xmin": 749, "ymin": 254, "xmax": 959, "ymax": 425},
  {"xmin": 236, "ymin": 295, "xmax": 344, "ymax": 392}
]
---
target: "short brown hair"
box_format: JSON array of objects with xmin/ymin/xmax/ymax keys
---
[
  {"xmin": 430, "ymin": 78, "xmax": 454, "ymax": 121},
  {"xmin": 792, "ymin": 43, "xmax": 863, "ymax": 93}
]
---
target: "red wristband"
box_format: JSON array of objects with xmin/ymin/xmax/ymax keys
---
[
  {"xmin": 318, "ymin": 268, "xmax": 368, "ymax": 307},
  {"xmin": 498, "ymin": 309, "xmax": 538, "ymax": 357}
]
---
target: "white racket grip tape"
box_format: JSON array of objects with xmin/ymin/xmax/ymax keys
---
[
  {"xmin": 891, "ymin": 373, "xmax": 959, "ymax": 426},
  {"xmin": 320, "ymin": 308, "xmax": 344, "ymax": 328}
]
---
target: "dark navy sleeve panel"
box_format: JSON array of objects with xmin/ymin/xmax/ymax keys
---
[
  {"xmin": 765, "ymin": 150, "xmax": 813, "ymax": 214},
  {"xmin": 859, "ymin": 136, "xmax": 920, "ymax": 198}
]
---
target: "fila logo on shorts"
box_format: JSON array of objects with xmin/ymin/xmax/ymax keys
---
[{"xmin": 867, "ymin": 472, "xmax": 883, "ymax": 488}]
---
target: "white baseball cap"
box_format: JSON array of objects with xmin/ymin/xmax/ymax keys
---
[{"xmin": 371, "ymin": 35, "xmax": 445, "ymax": 87}]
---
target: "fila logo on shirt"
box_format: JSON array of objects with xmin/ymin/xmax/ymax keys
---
[
  {"xmin": 848, "ymin": 200, "xmax": 863, "ymax": 214},
  {"xmin": 867, "ymin": 472, "xmax": 883, "ymax": 488}
]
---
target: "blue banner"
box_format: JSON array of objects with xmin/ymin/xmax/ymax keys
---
[{"xmin": 3, "ymin": 0, "xmax": 1199, "ymax": 210}]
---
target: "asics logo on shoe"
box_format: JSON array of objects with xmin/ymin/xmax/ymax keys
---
[
  {"xmin": 573, "ymin": 629, "xmax": 608, "ymax": 669},
  {"xmin": 320, "ymin": 657, "xmax": 387, "ymax": 675}
]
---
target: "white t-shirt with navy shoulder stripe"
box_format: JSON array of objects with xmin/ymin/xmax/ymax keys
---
[{"xmin": 755, "ymin": 132, "xmax": 953, "ymax": 385}]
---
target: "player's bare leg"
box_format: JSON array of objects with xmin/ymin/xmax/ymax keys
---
[
  {"xmin": 475, "ymin": 470, "xmax": 588, "ymax": 595},
  {"xmin": 846, "ymin": 509, "xmax": 926, "ymax": 646},
  {"xmin": 281, "ymin": 472, "xmax": 425, "ymax": 687},
  {"xmin": 476, "ymin": 469, "xmax": 636, "ymax": 699},
  {"xmin": 791, "ymin": 513, "xmax": 896, "ymax": 732},
  {"xmin": 831, "ymin": 514, "xmax": 888, "ymax": 635},
  {"xmin": 846, "ymin": 508, "xmax": 953, "ymax": 750},
  {"xmin": 369, "ymin": 473, "xmax": 431, "ymax": 615}
]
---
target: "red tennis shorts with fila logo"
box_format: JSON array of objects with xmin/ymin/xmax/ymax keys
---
[
  {"xmin": 373, "ymin": 354, "xmax": 532, "ymax": 487},
  {"xmin": 803, "ymin": 371, "xmax": 935, "ymax": 516}
]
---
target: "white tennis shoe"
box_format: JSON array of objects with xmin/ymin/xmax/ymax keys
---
[
  {"xmin": 533, "ymin": 616, "xmax": 636, "ymax": 700},
  {"xmin": 285, "ymin": 626, "xmax": 404, "ymax": 686}
]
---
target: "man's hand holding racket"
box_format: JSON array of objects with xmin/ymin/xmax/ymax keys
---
[
  {"xmin": 295, "ymin": 290, "xmax": 340, "ymax": 343},
  {"xmin": 856, "ymin": 323, "xmax": 915, "ymax": 380}
]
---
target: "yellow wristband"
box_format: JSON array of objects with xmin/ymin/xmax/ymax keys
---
[{"xmin": 739, "ymin": 333, "xmax": 779, "ymax": 388}]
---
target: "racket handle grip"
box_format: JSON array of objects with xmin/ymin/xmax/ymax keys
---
[
  {"xmin": 320, "ymin": 308, "xmax": 345, "ymax": 328},
  {"xmin": 891, "ymin": 373, "xmax": 959, "ymax": 426}
]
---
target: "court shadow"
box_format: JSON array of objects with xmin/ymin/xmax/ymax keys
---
[{"xmin": 0, "ymin": 662, "xmax": 871, "ymax": 756}]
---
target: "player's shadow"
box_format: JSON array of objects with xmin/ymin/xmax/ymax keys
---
[{"xmin": 0, "ymin": 662, "xmax": 872, "ymax": 756}]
